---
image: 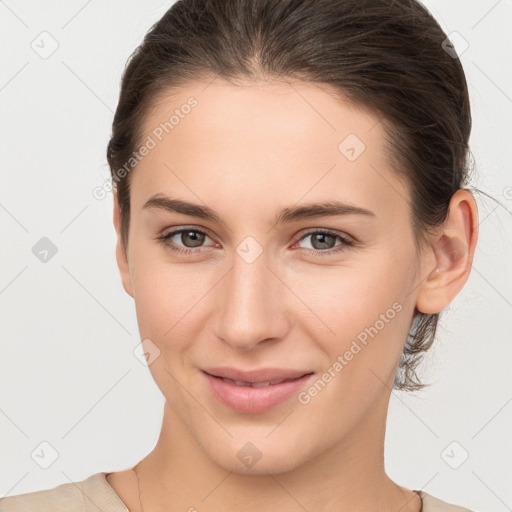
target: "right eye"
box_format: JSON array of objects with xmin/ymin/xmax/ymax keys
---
[{"xmin": 155, "ymin": 227, "xmax": 218, "ymax": 254}]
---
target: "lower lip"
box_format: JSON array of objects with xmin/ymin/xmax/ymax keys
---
[{"xmin": 202, "ymin": 371, "xmax": 314, "ymax": 414}]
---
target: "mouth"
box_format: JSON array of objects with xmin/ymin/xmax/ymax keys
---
[
  {"xmin": 201, "ymin": 368, "xmax": 314, "ymax": 414},
  {"xmin": 213, "ymin": 376, "xmax": 299, "ymax": 387}
]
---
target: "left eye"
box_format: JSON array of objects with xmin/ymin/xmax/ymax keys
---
[{"xmin": 293, "ymin": 229, "xmax": 354, "ymax": 256}]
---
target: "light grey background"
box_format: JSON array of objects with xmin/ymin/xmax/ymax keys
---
[{"xmin": 1, "ymin": 1, "xmax": 511, "ymax": 510}]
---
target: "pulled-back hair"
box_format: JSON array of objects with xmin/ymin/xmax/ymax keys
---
[{"xmin": 106, "ymin": 0, "xmax": 474, "ymax": 391}]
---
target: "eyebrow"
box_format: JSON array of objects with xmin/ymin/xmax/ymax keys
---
[{"xmin": 142, "ymin": 194, "xmax": 375, "ymax": 226}]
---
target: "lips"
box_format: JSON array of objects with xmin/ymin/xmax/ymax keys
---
[
  {"xmin": 203, "ymin": 367, "xmax": 311, "ymax": 383},
  {"xmin": 218, "ymin": 377, "xmax": 290, "ymax": 387},
  {"xmin": 202, "ymin": 367, "xmax": 314, "ymax": 414}
]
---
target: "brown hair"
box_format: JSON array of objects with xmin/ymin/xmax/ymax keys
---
[{"xmin": 106, "ymin": 0, "xmax": 474, "ymax": 391}]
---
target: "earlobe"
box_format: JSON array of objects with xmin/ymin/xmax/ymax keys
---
[
  {"xmin": 113, "ymin": 191, "xmax": 134, "ymax": 298},
  {"xmin": 416, "ymin": 189, "xmax": 479, "ymax": 315}
]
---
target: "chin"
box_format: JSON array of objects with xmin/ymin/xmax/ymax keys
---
[{"xmin": 198, "ymin": 431, "xmax": 313, "ymax": 476}]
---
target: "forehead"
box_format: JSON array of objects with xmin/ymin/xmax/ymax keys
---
[
  {"xmin": 130, "ymin": 78, "xmax": 409, "ymax": 221},
  {"xmin": 143, "ymin": 78, "xmax": 381, "ymax": 152}
]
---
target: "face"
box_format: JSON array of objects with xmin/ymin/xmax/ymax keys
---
[{"xmin": 114, "ymin": 78, "xmax": 428, "ymax": 474}]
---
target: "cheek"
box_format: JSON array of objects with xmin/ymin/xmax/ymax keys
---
[
  {"xmin": 292, "ymin": 264, "xmax": 414, "ymax": 430},
  {"xmin": 128, "ymin": 255, "xmax": 212, "ymax": 404},
  {"xmin": 129, "ymin": 250, "xmax": 215, "ymax": 349},
  {"xmin": 297, "ymin": 253, "xmax": 416, "ymax": 369}
]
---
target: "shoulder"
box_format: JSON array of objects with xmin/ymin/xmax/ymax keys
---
[
  {"xmin": 420, "ymin": 490, "xmax": 477, "ymax": 512},
  {"xmin": 0, "ymin": 472, "xmax": 129, "ymax": 512}
]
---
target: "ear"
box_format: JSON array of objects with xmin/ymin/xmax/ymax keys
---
[
  {"xmin": 415, "ymin": 189, "xmax": 479, "ymax": 315},
  {"xmin": 113, "ymin": 190, "xmax": 134, "ymax": 298}
]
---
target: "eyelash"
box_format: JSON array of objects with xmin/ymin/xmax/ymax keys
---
[{"xmin": 155, "ymin": 227, "xmax": 355, "ymax": 257}]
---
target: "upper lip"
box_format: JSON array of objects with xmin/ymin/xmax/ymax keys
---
[{"xmin": 203, "ymin": 367, "xmax": 313, "ymax": 383}]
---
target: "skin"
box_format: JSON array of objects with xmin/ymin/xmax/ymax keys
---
[{"xmin": 107, "ymin": 77, "xmax": 478, "ymax": 512}]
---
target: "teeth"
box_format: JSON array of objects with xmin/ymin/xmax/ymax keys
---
[
  {"xmin": 251, "ymin": 381, "xmax": 272, "ymax": 387},
  {"xmin": 232, "ymin": 380, "xmax": 251, "ymax": 387},
  {"xmin": 223, "ymin": 378, "xmax": 285, "ymax": 387}
]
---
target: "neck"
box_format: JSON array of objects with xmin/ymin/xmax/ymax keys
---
[{"xmin": 133, "ymin": 388, "xmax": 419, "ymax": 512}]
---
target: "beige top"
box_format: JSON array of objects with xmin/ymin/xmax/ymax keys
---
[{"xmin": 0, "ymin": 472, "xmax": 476, "ymax": 511}]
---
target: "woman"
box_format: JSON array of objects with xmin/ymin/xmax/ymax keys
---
[{"xmin": 0, "ymin": 0, "xmax": 480, "ymax": 510}]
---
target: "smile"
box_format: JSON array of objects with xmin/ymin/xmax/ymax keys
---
[
  {"xmin": 221, "ymin": 377, "xmax": 296, "ymax": 387},
  {"xmin": 202, "ymin": 369, "xmax": 314, "ymax": 414}
]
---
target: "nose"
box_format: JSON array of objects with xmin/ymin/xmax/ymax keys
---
[{"xmin": 214, "ymin": 248, "xmax": 289, "ymax": 351}]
